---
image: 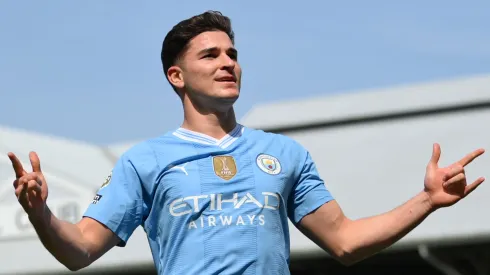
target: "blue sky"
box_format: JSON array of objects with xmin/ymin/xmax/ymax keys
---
[{"xmin": 1, "ymin": 1, "xmax": 489, "ymax": 145}]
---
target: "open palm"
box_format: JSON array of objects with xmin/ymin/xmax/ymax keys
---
[{"xmin": 424, "ymin": 143, "xmax": 485, "ymax": 209}]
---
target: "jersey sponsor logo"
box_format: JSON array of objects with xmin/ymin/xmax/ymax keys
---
[
  {"xmin": 169, "ymin": 192, "xmax": 281, "ymax": 230},
  {"xmin": 212, "ymin": 156, "xmax": 237, "ymax": 180},
  {"xmin": 256, "ymin": 154, "xmax": 281, "ymax": 175},
  {"xmin": 188, "ymin": 214, "xmax": 266, "ymax": 229}
]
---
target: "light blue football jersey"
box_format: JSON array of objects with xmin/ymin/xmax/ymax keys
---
[{"xmin": 83, "ymin": 124, "xmax": 334, "ymax": 275}]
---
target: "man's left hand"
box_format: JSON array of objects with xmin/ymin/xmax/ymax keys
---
[{"xmin": 424, "ymin": 143, "xmax": 485, "ymax": 210}]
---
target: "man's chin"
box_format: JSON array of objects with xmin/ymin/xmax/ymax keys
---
[
  {"xmin": 217, "ymin": 94, "xmax": 239, "ymax": 105},
  {"xmin": 210, "ymin": 92, "xmax": 239, "ymax": 112},
  {"xmin": 215, "ymin": 89, "xmax": 240, "ymax": 102}
]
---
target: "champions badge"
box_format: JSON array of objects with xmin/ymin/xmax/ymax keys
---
[{"xmin": 212, "ymin": 156, "xmax": 237, "ymax": 180}]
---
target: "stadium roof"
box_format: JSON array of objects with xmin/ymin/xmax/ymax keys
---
[
  {"xmin": 240, "ymin": 73, "xmax": 490, "ymax": 131},
  {"xmin": 241, "ymin": 73, "xmax": 490, "ymax": 257}
]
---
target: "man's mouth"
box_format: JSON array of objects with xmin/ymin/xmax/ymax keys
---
[{"xmin": 216, "ymin": 76, "xmax": 236, "ymax": 83}]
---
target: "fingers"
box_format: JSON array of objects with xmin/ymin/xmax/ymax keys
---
[
  {"xmin": 458, "ymin": 148, "xmax": 485, "ymax": 167},
  {"xmin": 28, "ymin": 177, "xmax": 42, "ymax": 193},
  {"xmin": 15, "ymin": 180, "xmax": 41, "ymax": 195},
  {"xmin": 428, "ymin": 143, "xmax": 441, "ymax": 168},
  {"xmin": 443, "ymin": 173, "xmax": 485, "ymax": 198},
  {"xmin": 464, "ymin": 177, "xmax": 485, "ymax": 197},
  {"xmin": 29, "ymin": 151, "xmax": 42, "ymax": 173},
  {"xmin": 441, "ymin": 147, "xmax": 485, "ymax": 186},
  {"xmin": 7, "ymin": 152, "xmax": 27, "ymax": 178},
  {"xmin": 443, "ymin": 172, "xmax": 465, "ymax": 189},
  {"xmin": 429, "ymin": 145, "xmax": 485, "ymax": 169},
  {"xmin": 14, "ymin": 173, "xmax": 42, "ymax": 202},
  {"xmin": 13, "ymin": 178, "xmax": 19, "ymax": 189},
  {"xmin": 443, "ymin": 164, "xmax": 465, "ymax": 181},
  {"xmin": 15, "ymin": 177, "xmax": 27, "ymax": 199}
]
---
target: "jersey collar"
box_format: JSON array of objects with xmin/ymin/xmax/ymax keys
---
[{"xmin": 172, "ymin": 124, "xmax": 245, "ymax": 149}]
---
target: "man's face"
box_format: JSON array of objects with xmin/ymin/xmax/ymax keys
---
[{"xmin": 174, "ymin": 31, "xmax": 242, "ymax": 105}]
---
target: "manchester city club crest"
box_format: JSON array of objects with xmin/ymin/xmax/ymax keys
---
[{"xmin": 256, "ymin": 154, "xmax": 281, "ymax": 175}]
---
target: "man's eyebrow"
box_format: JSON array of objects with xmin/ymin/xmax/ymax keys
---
[
  {"xmin": 197, "ymin": 47, "xmax": 218, "ymax": 55},
  {"xmin": 197, "ymin": 47, "xmax": 238, "ymax": 55},
  {"xmin": 227, "ymin": 48, "xmax": 238, "ymax": 56}
]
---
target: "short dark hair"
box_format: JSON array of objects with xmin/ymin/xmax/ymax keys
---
[{"xmin": 161, "ymin": 11, "xmax": 235, "ymax": 91}]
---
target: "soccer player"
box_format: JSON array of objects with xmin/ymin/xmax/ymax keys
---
[{"xmin": 8, "ymin": 11, "xmax": 486, "ymax": 275}]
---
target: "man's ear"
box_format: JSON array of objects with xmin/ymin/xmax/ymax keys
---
[{"xmin": 167, "ymin": 65, "xmax": 184, "ymax": 89}]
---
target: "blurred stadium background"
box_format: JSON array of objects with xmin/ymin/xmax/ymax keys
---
[{"xmin": 1, "ymin": 74, "xmax": 489, "ymax": 274}]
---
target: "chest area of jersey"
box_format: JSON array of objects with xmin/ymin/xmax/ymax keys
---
[{"xmin": 160, "ymin": 152, "xmax": 291, "ymax": 212}]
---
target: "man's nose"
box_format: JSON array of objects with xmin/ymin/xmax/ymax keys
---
[{"xmin": 219, "ymin": 54, "xmax": 235, "ymax": 70}]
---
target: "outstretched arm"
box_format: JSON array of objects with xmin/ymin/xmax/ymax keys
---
[
  {"xmin": 298, "ymin": 144, "xmax": 485, "ymax": 266},
  {"xmin": 298, "ymin": 193, "xmax": 432, "ymax": 266}
]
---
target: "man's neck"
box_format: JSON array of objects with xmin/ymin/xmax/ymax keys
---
[{"xmin": 181, "ymin": 103, "xmax": 238, "ymax": 140}]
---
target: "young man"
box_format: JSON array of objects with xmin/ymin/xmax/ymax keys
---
[{"xmin": 7, "ymin": 11, "xmax": 486, "ymax": 275}]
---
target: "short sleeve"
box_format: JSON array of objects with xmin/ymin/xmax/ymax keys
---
[
  {"xmin": 83, "ymin": 153, "xmax": 146, "ymax": 247},
  {"xmin": 288, "ymin": 149, "xmax": 334, "ymax": 225}
]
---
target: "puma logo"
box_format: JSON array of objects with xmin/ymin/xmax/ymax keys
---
[{"xmin": 169, "ymin": 162, "xmax": 188, "ymax": 176}]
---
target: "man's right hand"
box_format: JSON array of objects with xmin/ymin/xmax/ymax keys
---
[
  {"xmin": 8, "ymin": 151, "xmax": 49, "ymax": 221},
  {"xmin": 7, "ymin": 151, "xmax": 120, "ymax": 271}
]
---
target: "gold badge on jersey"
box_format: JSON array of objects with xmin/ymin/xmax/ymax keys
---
[{"xmin": 212, "ymin": 156, "xmax": 237, "ymax": 180}]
